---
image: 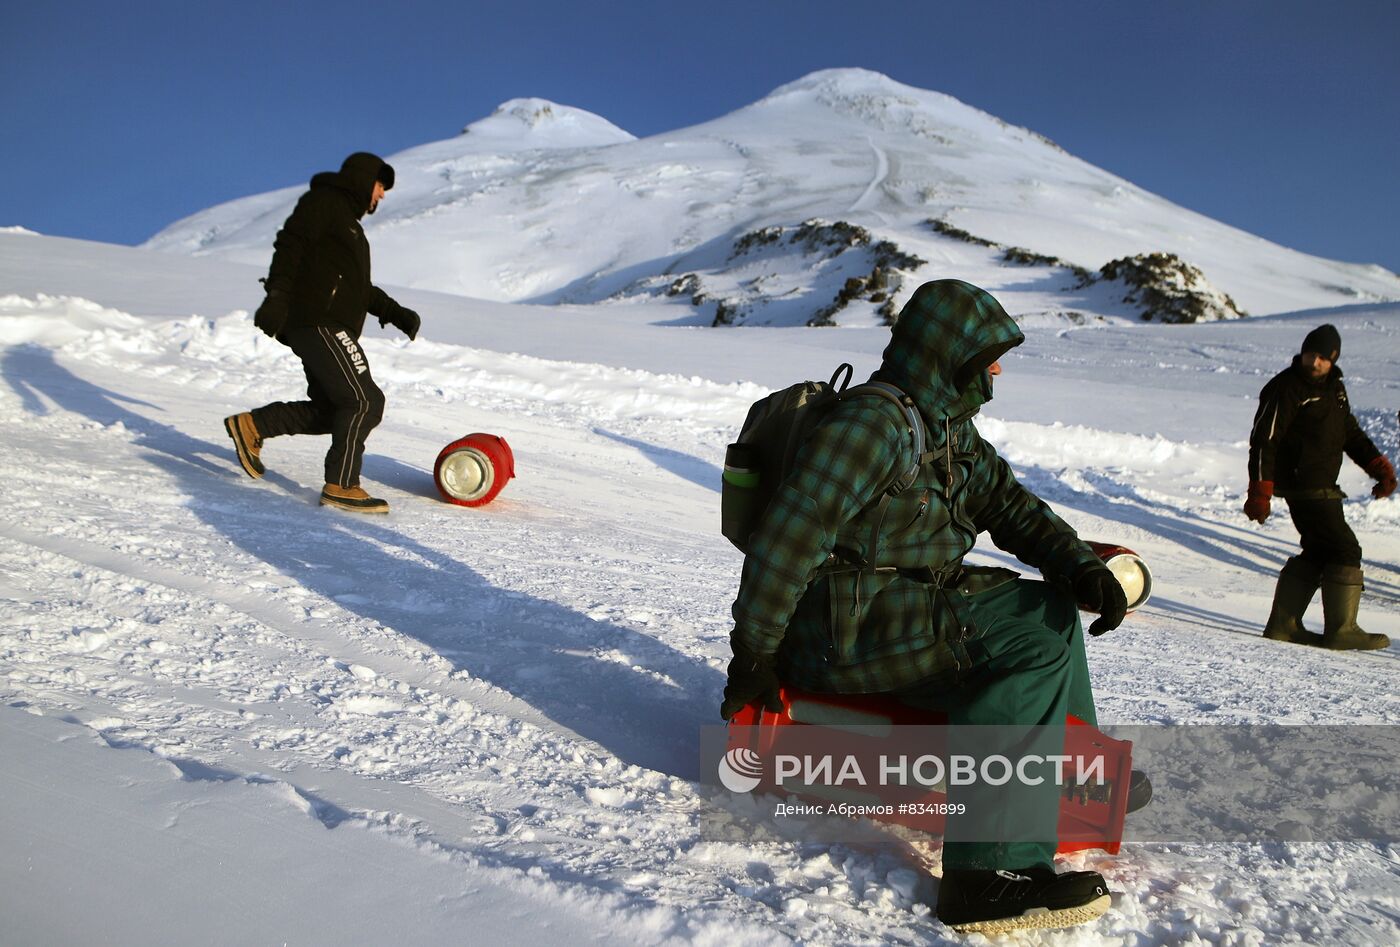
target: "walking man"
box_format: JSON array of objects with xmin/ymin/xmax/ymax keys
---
[
  {"xmin": 224, "ymin": 151, "xmax": 421, "ymax": 513},
  {"xmin": 1246, "ymin": 324, "xmax": 1395, "ymax": 649},
  {"xmin": 721, "ymin": 280, "xmax": 1127, "ymax": 933}
]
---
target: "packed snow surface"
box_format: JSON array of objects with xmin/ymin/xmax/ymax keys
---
[{"xmin": 2, "ymin": 220, "xmax": 1398, "ymax": 947}]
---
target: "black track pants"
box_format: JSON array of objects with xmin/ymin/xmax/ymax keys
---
[
  {"xmin": 1285, "ymin": 497, "xmax": 1362, "ymax": 568},
  {"xmin": 251, "ymin": 325, "xmax": 385, "ymax": 488}
]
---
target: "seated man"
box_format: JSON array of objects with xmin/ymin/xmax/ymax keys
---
[{"xmin": 720, "ymin": 279, "xmax": 1126, "ymax": 934}]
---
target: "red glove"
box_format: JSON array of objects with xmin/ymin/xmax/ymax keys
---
[
  {"xmin": 1244, "ymin": 480, "xmax": 1273, "ymax": 523},
  {"xmin": 1367, "ymin": 455, "xmax": 1397, "ymax": 499}
]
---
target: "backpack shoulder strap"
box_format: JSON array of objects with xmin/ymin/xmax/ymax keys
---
[
  {"xmin": 836, "ymin": 380, "xmax": 936, "ymax": 569},
  {"xmin": 845, "ymin": 381, "xmax": 933, "ymax": 494}
]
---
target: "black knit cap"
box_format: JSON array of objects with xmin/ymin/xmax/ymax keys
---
[
  {"xmin": 1300, "ymin": 324, "xmax": 1341, "ymax": 361},
  {"xmin": 339, "ymin": 152, "xmax": 394, "ymax": 191}
]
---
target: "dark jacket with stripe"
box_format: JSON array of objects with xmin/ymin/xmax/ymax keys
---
[
  {"xmin": 1248, "ymin": 357, "xmax": 1379, "ymax": 498},
  {"xmin": 264, "ymin": 152, "xmax": 404, "ymax": 339},
  {"xmin": 730, "ymin": 280, "xmax": 1101, "ymax": 694}
]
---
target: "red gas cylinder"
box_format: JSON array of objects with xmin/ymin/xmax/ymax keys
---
[
  {"xmin": 434, "ymin": 434, "xmax": 515, "ymax": 507},
  {"xmin": 1086, "ymin": 541, "xmax": 1153, "ymax": 612}
]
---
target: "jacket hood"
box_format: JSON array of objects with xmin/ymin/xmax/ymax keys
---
[
  {"xmin": 874, "ymin": 280, "xmax": 1024, "ymax": 423},
  {"xmin": 309, "ymin": 152, "xmax": 393, "ymax": 218}
]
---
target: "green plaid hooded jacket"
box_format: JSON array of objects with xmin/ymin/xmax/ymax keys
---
[{"xmin": 731, "ymin": 280, "xmax": 1101, "ymax": 694}]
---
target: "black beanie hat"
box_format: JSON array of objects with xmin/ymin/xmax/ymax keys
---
[
  {"xmin": 1300, "ymin": 324, "xmax": 1341, "ymax": 361},
  {"xmin": 338, "ymin": 152, "xmax": 393, "ymax": 195}
]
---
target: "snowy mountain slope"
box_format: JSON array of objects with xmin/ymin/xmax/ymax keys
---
[
  {"xmin": 3, "ymin": 232, "xmax": 1400, "ymax": 943},
  {"xmin": 145, "ymin": 69, "xmax": 1400, "ymax": 325}
]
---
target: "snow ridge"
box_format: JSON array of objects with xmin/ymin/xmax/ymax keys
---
[{"xmin": 144, "ymin": 69, "xmax": 1400, "ymax": 321}]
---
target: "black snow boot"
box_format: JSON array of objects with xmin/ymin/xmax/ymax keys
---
[
  {"xmin": 1319, "ymin": 566, "xmax": 1390, "ymax": 651},
  {"xmin": 1262, "ymin": 558, "xmax": 1322, "ymax": 645},
  {"xmin": 936, "ymin": 865, "xmax": 1111, "ymax": 934}
]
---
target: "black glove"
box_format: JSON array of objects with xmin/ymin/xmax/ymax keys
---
[
  {"xmin": 381, "ymin": 304, "xmax": 421, "ymax": 341},
  {"xmin": 253, "ymin": 289, "xmax": 290, "ymax": 338},
  {"xmin": 719, "ymin": 643, "xmax": 782, "ymax": 721},
  {"xmin": 1074, "ymin": 563, "xmax": 1127, "ymax": 637}
]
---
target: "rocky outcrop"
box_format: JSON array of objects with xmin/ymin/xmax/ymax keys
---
[
  {"xmin": 927, "ymin": 219, "xmax": 1243, "ymax": 323},
  {"xmin": 928, "ymin": 218, "xmax": 1091, "ymax": 281},
  {"xmin": 668, "ymin": 219, "xmax": 926, "ymax": 326},
  {"xmin": 1094, "ymin": 253, "xmax": 1246, "ymax": 323}
]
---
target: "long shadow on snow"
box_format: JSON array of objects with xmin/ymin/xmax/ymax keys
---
[
  {"xmin": 516, "ymin": 228, "xmax": 741, "ymax": 308},
  {"xmin": 1013, "ymin": 460, "xmax": 1295, "ymax": 570},
  {"xmin": 361, "ymin": 453, "xmax": 439, "ymax": 499},
  {"xmin": 4, "ymin": 346, "xmax": 717, "ymax": 780},
  {"xmin": 1008, "ymin": 455, "xmax": 1400, "ymax": 616},
  {"xmin": 593, "ymin": 428, "xmax": 721, "ymax": 493},
  {"xmin": 967, "ymin": 544, "xmax": 1257, "ymax": 637}
]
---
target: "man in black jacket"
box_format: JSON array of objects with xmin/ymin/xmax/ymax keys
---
[
  {"xmin": 223, "ymin": 152, "xmax": 421, "ymax": 513},
  {"xmin": 1245, "ymin": 324, "xmax": 1395, "ymax": 649}
]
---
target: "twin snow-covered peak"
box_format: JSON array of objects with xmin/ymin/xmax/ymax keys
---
[
  {"xmin": 446, "ymin": 70, "xmax": 1000, "ymax": 154},
  {"xmin": 144, "ymin": 68, "xmax": 1400, "ymax": 319}
]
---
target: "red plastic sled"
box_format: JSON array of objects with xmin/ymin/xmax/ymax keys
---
[{"xmin": 727, "ymin": 687, "xmax": 1131, "ymax": 855}]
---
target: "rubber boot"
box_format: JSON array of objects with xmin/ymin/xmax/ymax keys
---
[
  {"xmin": 1319, "ymin": 566, "xmax": 1390, "ymax": 651},
  {"xmin": 1261, "ymin": 558, "xmax": 1322, "ymax": 645}
]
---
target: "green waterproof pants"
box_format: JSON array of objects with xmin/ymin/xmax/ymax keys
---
[{"xmin": 895, "ymin": 578, "xmax": 1096, "ymax": 870}]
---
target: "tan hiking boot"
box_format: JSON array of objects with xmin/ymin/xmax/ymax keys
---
[
  {"xmin": 224, "ymin": 412, "xmax": 264, "ymax": 478},
  {"xmin": 320, "ymin": 483, "xmax": 389, "ymax": 514}
]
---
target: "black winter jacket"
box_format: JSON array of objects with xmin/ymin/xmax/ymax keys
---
[
  {"xmin": 264, "ymin": 152, "xmax": 406, "ymax": 339},
  {"xmin": 1248, "ymin": 357, "xmax": 1379, "ymax": 497}
]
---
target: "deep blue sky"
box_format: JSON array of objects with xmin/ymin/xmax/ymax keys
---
[{"xmin": 3, "ymin": 0, "xmax": 1398, "ymax": 272}]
